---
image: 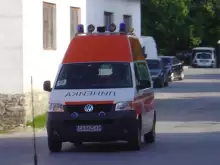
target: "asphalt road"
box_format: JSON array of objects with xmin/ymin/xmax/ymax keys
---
[{"xmin": 1, "ymin": 68, "xmax": 220, "ymax": 165}]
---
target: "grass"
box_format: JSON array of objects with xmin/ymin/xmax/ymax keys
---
[{"xmin": 27, "ymin": 112, "xmax": 47, "ymax": 128}]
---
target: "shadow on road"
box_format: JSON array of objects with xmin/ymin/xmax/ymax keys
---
[
  {"xmin": 185, "ymin": 74, "xmax": 220, "ymax": 80},
  {"xmin": 1, "ymin": 131, "xmax": 220, "ymax": 165},
  {"xmin": 155, "ymin": 81, "xmax": 220, "ymax": 93},
  {"xmin": 155, "ymin": 97, "xmax": 220, "ymax": 122}
]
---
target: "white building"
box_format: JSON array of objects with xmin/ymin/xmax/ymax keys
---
[{"xmin": 0, "ymin": 0, "xmax": 141, "ymax": 130}]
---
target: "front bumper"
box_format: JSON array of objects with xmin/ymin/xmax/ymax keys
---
[
  {"xmin": 47, "ymin": 111, "xmax": 138, "ymax": 142},
  {"xmin": 192, "ymin": 63, "xmax": 214, "ymax": 68}
]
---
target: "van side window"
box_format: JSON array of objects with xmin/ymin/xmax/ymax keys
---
[{"xmin": 134, "ymin": 62, "xmax": 151, "ymax": 89}]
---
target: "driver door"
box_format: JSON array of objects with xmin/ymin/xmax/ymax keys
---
[{"xmin": 134, "ymin": 62, "xmax": 155, "ymax": 134}]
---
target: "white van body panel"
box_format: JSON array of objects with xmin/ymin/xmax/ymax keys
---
[{"xmin": 140, "ymin": 36, "xmax": 158, "ymax": 59}]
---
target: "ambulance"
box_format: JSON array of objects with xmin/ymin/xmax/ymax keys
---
[{"xmin": 43, "ymin": 23, "xmax": 156, "ymax": 152}]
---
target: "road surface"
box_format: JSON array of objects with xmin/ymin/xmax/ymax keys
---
[{"xmin": 1, "ymin": 68, "xmax": 220, "ymax": 165}]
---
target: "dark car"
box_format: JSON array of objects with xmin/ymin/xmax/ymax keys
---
[
  {"xmin": 160, "ymin": 56, "xmax": 184, "ymax": 81},
  {"xmin": 146, "ymin": 58, "xmax": 169, "ymax": 88}
]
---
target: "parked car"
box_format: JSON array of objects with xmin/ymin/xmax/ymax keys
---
[
  {"xmin": 146, "ymin": 58, "xmax": 169, "ymax": 88},
  {"xmin": 160, "ymin": 56, "xmax": 184, "ymax": 81},
  {"xmin": 192, "ymin": 52, "xmax": 216, "ymax": 68}
]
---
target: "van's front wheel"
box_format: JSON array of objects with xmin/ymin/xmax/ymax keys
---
[
  {"xmin": 128, "ymin": 126, "xmax": 141, "ymax": 150},
  {"xmin": 48, "ymin": 137, "xmax": 62, "ymax": 152},
  {"xmin": 144, "ymin": 113, "xmax": 156, "ymax": 144}
]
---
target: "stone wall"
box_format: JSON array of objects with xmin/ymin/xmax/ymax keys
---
[
  {"xmin": 0, "ymin": 91, "xmax": 49, "ymax": 131},
  {"xmin": 0, "ymin": 94, "xmax": 25, "ymax": 131}
]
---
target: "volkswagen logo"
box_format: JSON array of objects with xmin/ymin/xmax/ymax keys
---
[{"xmin": 84, "ymin": 104, "xmax": 94, "ymax": 112}]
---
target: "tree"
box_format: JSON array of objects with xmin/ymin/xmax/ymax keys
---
[{"xmin": 141, "ymin": 0, "xmax": 220, "ymax": 55}]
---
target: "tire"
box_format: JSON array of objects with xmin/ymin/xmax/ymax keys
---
[
  {"xmin": 144, "ymin": 113, "xmax": 156, "ymax": 144},
  {"xmin": 156, "ymin": 79, "xmax": 164, "ymax": 88},
  {"xmin": 48, "ymin": 137, "xmax": 62, "ymax": 153},
  {"xmin": 164, "ymin": 79, "xmax": 169, "ymax": 87},
  {"xmin": 170, "ymin": 73, "xmax": 175, "ymax": 81},
  {"xmin": 179, "ymin": 72, "xmax": 184, "ymax": 80},
  {"xmin": 128, "ymin": 125, "xmax": 141, "ymax": 151},
  {"xmin": 74, "ymin": 142, "xmax": 83, "ymax": 148}
]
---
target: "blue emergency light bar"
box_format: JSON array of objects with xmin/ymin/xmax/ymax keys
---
[
  {"xmin": 76, "ymin": 22, "xmax": 134, "ymax": 35},
  {"xmin": 77, "ymin": 24, "xmax": 84, "ymax": 33},
  {"xmin": 97, "ymin": 26, "xmax": 106, "ymax": 32},
  {"xmin": 119, "ymin": 23, "xmax": 126, "ymax": 33}
]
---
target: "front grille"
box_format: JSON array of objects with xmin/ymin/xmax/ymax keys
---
[{"xmin": 64, "ymin": 104, "xmax": 115, "ymax": 113}]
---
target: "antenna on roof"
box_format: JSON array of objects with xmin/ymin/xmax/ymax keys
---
[{"xmin": 31, "ymin": 76, "xmax": 38, "ymax": 165}]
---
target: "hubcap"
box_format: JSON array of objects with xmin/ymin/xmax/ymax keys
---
[
  {"xmin": 181, "ymin": 73, "xmax": 184, "ymax": 79},
  {"xmin": 171, "ymin": 73, "xmax": 174, "ymax": 81}
]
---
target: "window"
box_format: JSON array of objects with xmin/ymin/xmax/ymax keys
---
[
  {"xmin": 55, "ymin": 62, "xmax": 133, "ymax": 89},
  {"xmin": 104, "ymin": 12, "xmax": 114, "ymax": 27},
  {"xmin": 70, "ymin": 7, "xmax": 81, "ymax": 39},
  {"xmin": 123, "ymin": 15, "xmax": 132, "ymax": 32},
  {"xmin": 43, "ymin": 2, "xmax": 56, "ymax": 50},
  {"xmin": 161, "ymin": 57, "xmax": 172, "ymax": 66},
  {"xmin": 134, "ymin": 62, "xmax": 151, "ymax": 89},
  {"xmin": 196, "ymin": 53, "xmax": 212, "ymax": 59},
  {"xmin": 147, "ymin": 59, "xmax": 162, "ymax": 69}
]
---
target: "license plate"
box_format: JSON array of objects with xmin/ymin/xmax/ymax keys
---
[{"xmin": 76, "ymin": 125, "xmax": 102, "ymax": 132}]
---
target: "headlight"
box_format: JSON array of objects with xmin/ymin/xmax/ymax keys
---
[
  {"xmin": 115, "ymin": 101, "xmax": 133, "ymax": 111},
  {"xmin": 49, "ymin": 103, "xmax": 64, "ymax": 112}
]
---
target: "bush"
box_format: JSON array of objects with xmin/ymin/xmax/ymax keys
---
[{"xmin": 27, "ymin": 112, "xmax": 47, "ymax": 128}]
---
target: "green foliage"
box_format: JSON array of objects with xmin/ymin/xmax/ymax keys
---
[
  {"xmin": 141, "ymin": 0, "xmax": 220, "ymax": 55},
  {"xmin": 27, "ymin": 113, "xmax": 47, "ymax": 128}
]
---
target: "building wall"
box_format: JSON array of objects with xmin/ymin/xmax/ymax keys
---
[
  {"xmin": 86, "ymin": 0, "xmax": 141, "ymax": 38},
  {"xmin": 0, "ymin": 0, "xmax": 23, "ymax": 93},
  {"xmin": 0, "ymin": 0, "xmax": 24, "ymax": 131},
  {"xmin": 22, "ymin": 0, "xmax": 87, "ymax": 92},
  {"xmin": 21, "ymin": 0, "xmax": 87, "ymax": 123}
]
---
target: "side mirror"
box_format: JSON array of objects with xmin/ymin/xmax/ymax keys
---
[{"xmin": 43, "ymin": 80, "xmax": 52, "ymax": 92}]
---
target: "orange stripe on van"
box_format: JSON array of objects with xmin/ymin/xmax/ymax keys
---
[
  {"xmin": 62, "ymin": 35, "xmax": 132, "ymax": 63},
  {"xmin": 65, "ymin": 101, "xmax": 114, "ymax": 105}
]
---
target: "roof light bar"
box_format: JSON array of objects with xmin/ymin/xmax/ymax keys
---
[
  {"xmin": 77, "ymin": 24, "xmax": 84, "ymax": 33},
  {"xmin": 119, "ymin": 23, "xmax": 126, "ymax": 33},
  {"xmin": 87, "ymin": 24, "xmax": 95, "ymax": 33},
  {"xmin": 107, "ymin": 23, "xmax": 116, "ymax": 32}
]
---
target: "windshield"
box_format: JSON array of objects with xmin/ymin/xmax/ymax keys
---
[
  {"xmin": 161, "ymin": 58, "xmax": 172, "ymax": 66},
  {"xmin": 54, "ymin": 62, "xmax": 133, "ymax": 89},
  {"xmin": 196, "ymin": 53, "xmax": 212, "ymax": 59},
  {"xmin": 147, "ymin": 60, "xmax": 161, "ymax": 69},
  {"xmin": 192, "ymin": 49, "xmax": 212, "ymax": 59}
]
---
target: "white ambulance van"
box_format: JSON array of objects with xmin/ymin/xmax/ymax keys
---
[{"xmin": 43, "ymin": 24, "xmax": 156, "ymax": 152}]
